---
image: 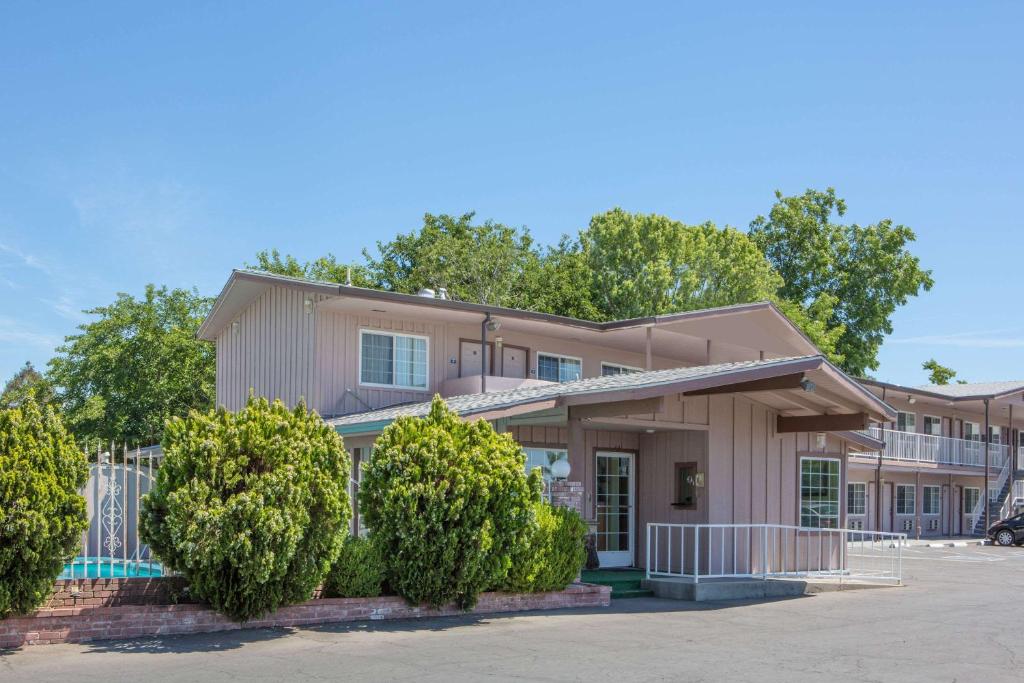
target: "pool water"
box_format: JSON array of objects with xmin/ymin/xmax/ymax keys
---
[{"xmin": 61, "ymin": 557, "xmax": 164, "ymax": 579}]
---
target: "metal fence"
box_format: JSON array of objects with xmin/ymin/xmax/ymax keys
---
[
  {"xmin": 646, "ymin": 523, "xmax": 906, "ymax": 586},
  {"xmin": 67, "ymin": 442, "xmax": 166, "ymax": 579}
]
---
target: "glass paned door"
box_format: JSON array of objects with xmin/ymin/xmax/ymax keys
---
[{"xmin": 596, "ymin": 452, "xmax": 635, "ymax": 567}]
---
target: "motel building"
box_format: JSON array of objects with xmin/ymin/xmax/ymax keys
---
[
  {"xmin": 849, "ymin": 380, "xmax": 1024, "ymax": 539},
  {"xmin": 197, "ymin": 270, "xmax": 1018, "ymax": 584}
]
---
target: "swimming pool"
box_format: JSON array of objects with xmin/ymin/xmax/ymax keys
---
[{"xmin": 60, "ymin": 557, "xmax": 164, "ymax": 579}]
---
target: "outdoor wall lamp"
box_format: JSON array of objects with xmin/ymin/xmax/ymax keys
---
[
  {"xmin": 550, "ymin": 458, "xmax": 571, "ymax": 480},
  {"xmin": 480, "ymin": 314, "xmax": 500, "ymax": 393},
  {"xmin": 800, "ymin": 377, "xmax": 816, "ymax": 392}
]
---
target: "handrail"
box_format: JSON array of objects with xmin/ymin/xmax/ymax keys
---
[
  {"xmin": 859, "ymin": 427, "xmax": 1009, "ymax": 469},
  {"xmin": 646, "ymin": 523, "xmax": 905, "ymax": 586}
]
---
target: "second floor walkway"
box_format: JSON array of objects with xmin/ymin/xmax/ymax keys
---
[{"xmin": 853, "ymin": 427, "xmax": 1018, "ymax": 470}]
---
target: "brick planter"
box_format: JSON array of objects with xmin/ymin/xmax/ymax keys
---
[{"xmin": 0, "ymin": 579, "xmax": 610, "ymax": 648}]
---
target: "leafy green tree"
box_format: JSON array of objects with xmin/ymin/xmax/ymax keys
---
[
  {"xmin": 323, "ymin": 536, "xmax": 386, "ymax": 599},
  {"xmin": 521, "ymin": 237, "xmax": 604, "ymax": 320},
  {"xmin": 579, "ymin": 209, "xmax": 784, "ymax": 319},
  {"xmin": 749, "ymin": 188, "xmax": 934, "ymax": 376},
  {"xmin": 46, "ymin": 285, "xmax": 215, "ymax": 445},
  {"xmin": 247, "ymin": 249, "xmax": 374, "ymax": 287},
  {"xmin": 0, "ymin": 398, "xmax": 89, "ymax": 617},
  {"xmin": 501, "ymin": 502, "xmax": 587, "ymax": 593},
  {"xmin": 139, "ymin": 397, "xmax": 351, "ymax": 621},
  {"xmin": 923, "ymin": 359, "xmax": 958, "ymax": 385},
  {"xmin": 1, "ymin": 361, "xmax": 54, "ymax": 410},
  {"xmin": 359, "ymin": 397, "xmax": 541, "ymax": 609}
]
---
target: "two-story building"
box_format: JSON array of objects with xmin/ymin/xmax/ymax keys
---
[
  {"xmin": 199, "ymin": 270, "xmax": 899, "ymax": 574},
  {"xmin": 849, "ymin": 380, "xmax": 1024, "ymax": 539}
]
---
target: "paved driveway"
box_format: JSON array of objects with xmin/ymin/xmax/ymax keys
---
[{"xmin": 4, "ymin": 545, "xmax": 1024, "ymax": 682}]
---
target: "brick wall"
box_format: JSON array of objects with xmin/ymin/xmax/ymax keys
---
[
  {"xmin": 1, "ymin": 582, "xmax": 610, "ymax": 648},
  {"xmin": 549, "ymin": 480, "xmax": 584, "ymax": 516},
  {"xmin": 46, "ymin": 577, "xmax": 194, "ymax": 609}
]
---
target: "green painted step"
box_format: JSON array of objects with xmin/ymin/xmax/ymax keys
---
[
  {"xmin": 612, "ymin": 588, "xmax": 655, "ymax": 599},
  {"xmin": 581, "ymin": 569, "xmax": 652, "ymax": 598}
]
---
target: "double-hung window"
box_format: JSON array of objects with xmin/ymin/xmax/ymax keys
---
[
  {"xmin": 799, "ymin": 457, "xmax": 840, "ymax": 528},
  {"xmin": 896, "ymin": 411, "xmax": 917, "ymax": 433},
  {"xmin": 964, "ymin": 422, "xmax": 981, "ymax": 442},
  {"xmin": 989, "ymin": 426, "xmax": 1002, "ymax": 445},
  {"xmin": 359, "ymin": 330, "xmax": 428, "ymax": 389},
  {"xmin": 847, "ymin": 482, "xmax": 866, "ymax": 516},
  {"xmin": 923, "ymin": 416, "xmax": 942, "ymax": 437},
  {"xmin": 896, "ymin": 485, "xmax": 915, "ymax": 515},
  {"xmin": 963, "ymin": 487, "xmax": 980, "ymax": 514},
  {"xmin": 537, "ymin": 353, "xmax": 582, "ymax": 383},
  {"xmin": 923, "ymin": 485, "xmax": 941, "ymax": 515},
  {"xmin": 601, "ymin": 362, "xmax": 642, "ymax": 377}
]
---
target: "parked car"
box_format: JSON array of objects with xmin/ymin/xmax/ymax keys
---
[{"xmin": 987, "ymin": 513, "xmax": 1024, "ymax": 546}]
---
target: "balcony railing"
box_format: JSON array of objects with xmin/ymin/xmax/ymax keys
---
[{"xmin": 857, "ymin": 427, "xmax": 1009, "ymax": 469}]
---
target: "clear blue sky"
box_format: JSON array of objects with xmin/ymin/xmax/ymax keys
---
[{"xmin": 1, "ymin": 2, "xmax": 1021, "ymax": 387}]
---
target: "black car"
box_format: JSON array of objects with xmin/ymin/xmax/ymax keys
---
[{"xmin": 987, "ymin": 512, "xmax": 1024, "ymax": 546}]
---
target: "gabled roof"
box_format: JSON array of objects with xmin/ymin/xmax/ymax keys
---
[
  {"xmin": 860, "ymin": 377, "xmax": 1024, "ymax": 402},
  {"xmin": 327, "ymin": 355, "xmax": 895, "ymax": 433},
  {"xmin": 197, "ymin": 270, "xmax": 820, "ymax": 357}
]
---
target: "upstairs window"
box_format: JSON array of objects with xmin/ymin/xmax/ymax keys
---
[
  {"xmin": 989, "ymin": 426, "xmax": 1002, "ymax": 445},
  {"xmin": 896, "ymin": 412, "xmax": 917, "ymax": 433},
  {"xmin": 359, "ymin": 330, "xmax": 428, "ymax": 389},
  {"xmin": 601, "ymin": 362, "xmax": 642, "ymax": 377},
  {"xmin": 537, "ymin": 353, "xmax": 582, "ymax": 383},
  {"xmin": 964, "ymin": 422, "xmax": 981, "ymax": 442},
  {"xmin": 923, "ymin": 416, "xmax": 942, "ymax": 437}
]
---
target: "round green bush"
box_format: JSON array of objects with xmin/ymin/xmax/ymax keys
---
[
  {"xmin": 0, "ymin": 399, "xmax": 88, "ymax": 617},
  {"xmin": 322, "ymin": 536, "xmax": 386, "ymax": 598},
  {"xmin": 359, "ymin": 396, "xmax": 541, "ymax": 609},
  {"xmin": 139, "ymin": 397, "xmax": 351, "ymax": 622},
  {"xmin": 502, "ymin": 502, "xmax": 588, "ymax": 593}
]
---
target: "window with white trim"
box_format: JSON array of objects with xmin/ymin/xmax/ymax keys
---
[
  {"xmin": 522, "ymin": 447, "xmax": 568, "ymax": 486},
  {"xmin": 537, "ymin": 353, "xmax": 582, "ymax": 383},
  {"xmin": 896, "ymin": 485, "xmax": 915, "ymax": 515},
  {"xmin": 923, "ymin": 416, "xmax": 942, "ymax": 437},
  {"xmin": 601, "ymin": 362, "xmax": 642, "ymax": 377},
  {"xmin": 989, "ymin": 425, "xmax": 1002, "ymax": 445},
  {"xmin": 964, "ymin": 422, "xmax": 981, "ymax": 442},
  {"xmin": 847, "ymin": 482, "xmax": 866, "ymax": 516},
  {"xmin": 800, "ymin": 457, "xmax": 840, "ymax": 528},
  {"xmin": 359, "ymin": 330, "xmax": 428, "ymax": 389},
  {"xmin": 896, "ymin": 411, "xmax": 917, "ymax": 433},
  {"xmin": 923, "ymin": 485, "xmax": 941, "ymax": 515},
  {"xmin": 963, "ymin": 487, "xmax": 980, "ymax": 514}
]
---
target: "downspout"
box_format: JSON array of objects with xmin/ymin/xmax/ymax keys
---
[
  {"xmin": 984, "ymin": 398, "xmax": 991, "ymax": 533},
  {"xmin": 876, "ymin": 387, "xmax": 885, "ymax": 532}
]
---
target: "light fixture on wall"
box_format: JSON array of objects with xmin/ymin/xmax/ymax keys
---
[
  {"xmin": 800, "ymin": 377, "xmax": 816, "ymax": 392},
  {"xmin": 304, "ymin": 296, "xmax": 314, "ymax": 314},
  {"xmin": 550, "ymin": 458, "xmax": 571, "ymax": 481},
  {"xmin": 815, "ymin": 432, "xmax": 827, "ymax": 451},
  {"xmin": 908, "ymin": 395, "xmax": 917, "ymax": 404},
  {"xmin": 231, "ymin": 320, "xmax": 239, "ymax": 336}
]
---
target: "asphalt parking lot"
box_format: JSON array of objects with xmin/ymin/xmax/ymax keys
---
[{"xmin": 4, "ymin": 544, "xmax": 1024, "ymax": 682}]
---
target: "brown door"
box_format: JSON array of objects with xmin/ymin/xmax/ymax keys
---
[{"xmin": 501, "ymin": 346, "xmax": 527, "ymax": 378}]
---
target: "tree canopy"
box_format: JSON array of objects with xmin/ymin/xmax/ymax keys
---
[
  {"xmin": 922, "ymin": 359, "xmax": 958, "ymax": 386},
  {"xmin": 46, "ymin": 284, "xmax": 215, "ymax": 445},
  {"xmin": 0, "ymin": 361, "xmax": 53, "ymax": 410},
  {"xmin": 749, "ymin": 188, "xmax": 933, "ymax": 376}
]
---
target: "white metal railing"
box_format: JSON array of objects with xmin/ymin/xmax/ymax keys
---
[
  {"xmin": 860, "ymin": 427, "xmax": 1009, "ymax": 469},
  {"xmin": 67, "ymin": 442, "xmax": 167, "ymax": 580},
  {"xmin": 999, "ymin": 480, "xmax": 1024, "ymax": 521},
  {"xmin": 646, "ymin": 523, "xmax": 905, "ymax": 586}
]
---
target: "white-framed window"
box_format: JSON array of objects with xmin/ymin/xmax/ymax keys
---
[
  {"xmin": 963, "ymin": 487, "xmax": 981, "ymax": 514},
  {"xmin": 896, "ymin": 411, "xmax": 917, "ymax": 433},
  {"xmin": 359, "ymin": 330, "xmax": 429, "ymax": 389},
  {"xmin": 537, "ymin": 353, "xmax": 582, "ymax": 383},
  {"xmin": 847, "ymin": 482, "xmax": 866, "ymax": 516},
  {"xmin": 989, "ymin": 425, "xmax": 1002, "ymax": 445},
  {"xmin": 923, "ymin": 415, "xmax": 942, "ymax": 437},
  {"xmin": 799, "ymin": 457, "xmax": 840, "ymax": 528},
  {"xmin": 522, "ymin": 447, "xmax": 568, "ymax": 485},
  {"xmin": 923, "ymin": 485, "xmax": 941, "ymax": 515},
  {"xmin": 601, "ymin": 362, "xmax": 642, "ymax": 377},
  {"xmin": 964, "ymin": 421, "xmax": 981, "ymax": 442},
  {"xmin": 896, "ymin": 485, "xmax": 915, "ymax": 515}
]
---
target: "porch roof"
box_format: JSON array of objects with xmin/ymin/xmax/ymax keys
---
[{"xmin": 327, "ymin": 354, "xmax": 895, "ymax": 434}]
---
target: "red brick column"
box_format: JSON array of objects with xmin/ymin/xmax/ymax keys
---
[{"xmin": 549, "ymin": 480, "xmax": 584, "ymax": 516}]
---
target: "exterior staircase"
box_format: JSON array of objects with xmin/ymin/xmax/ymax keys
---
[
  {"xmin": 580, "ymin": 569, "xmax": 654, "ymax": 599},
  {"xmin": 973, "ymin": 474, "xmax": 1015, "ymax": 536}
]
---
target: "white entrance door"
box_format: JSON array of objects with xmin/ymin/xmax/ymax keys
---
[{"xmin": 596, "ymin": 451, "xmax": 635, "ymax": 567}]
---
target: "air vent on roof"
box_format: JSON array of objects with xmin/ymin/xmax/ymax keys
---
[{"xmin": 417, "ymin": 288, "xmax": 436, "ymax": 298}]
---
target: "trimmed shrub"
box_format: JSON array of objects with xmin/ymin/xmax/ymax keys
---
[
  {"xmin": 322, "ymin": 536, "xmax": 386, "ymax": 598},
  {"xmin": 139, "ymin": 397, "xmax": 351, "ymax": 622},
  {"xmin": 503, "ymin": 502, "xmax": 588, "ymax": 593},
  {"xmin": 359, "ymin": 396, "xmax": 541, "ymax": 609},
  {"xmin": 0, "ymin": 399, "xmax": 88, "ymax": 617}
]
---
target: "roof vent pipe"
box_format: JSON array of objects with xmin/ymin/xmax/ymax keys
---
[
  {"xmin": 437, "ymin": 287, "xmax": 448, "ymax": 300},
  {"xmin": 417, "ymin": 288, "xmax": 436, "ymax": 298}
]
